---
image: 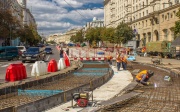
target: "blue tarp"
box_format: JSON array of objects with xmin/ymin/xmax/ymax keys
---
[
  {"xmin": 18, "ymin": 89, "xmax": 63, "ymax": 97},
  {"xmin": 128, "ymin": 56, "xmax": 136, "ymax": 61}
]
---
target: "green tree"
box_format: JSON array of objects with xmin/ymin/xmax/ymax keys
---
[
  {"xmin": 100, "ymin": 27, "xmax": 115, "ymax": 43},
  {"xmin": 114, "ymin": 22, "xmax": 133, "ymax": 44},
  {"xmin": 174, "ymin": 7, "xmax": 180, "ymax": 39},
  {"xmin": 70, "ymin": 29, "xmax": 84, "ymax": 43}
]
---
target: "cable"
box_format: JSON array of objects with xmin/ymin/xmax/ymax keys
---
[{"xmin": 63, "ymin": 0, "xmax": 90, "ymax": 22}]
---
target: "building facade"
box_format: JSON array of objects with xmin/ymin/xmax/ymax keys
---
[
  {"xmin": 65, "ymin": 28, "xmax": 82, "ymax": 44},
  {"xmin": 85, "ymin": 17, "xmax": 104, "ymax": 31},
  {"xmin": 0, "ymin": 0, "xmax": 23, "ymax": 47},
  {"xmin": 103, "ymin": 0, "xmax": 180, "ymax": 47}
]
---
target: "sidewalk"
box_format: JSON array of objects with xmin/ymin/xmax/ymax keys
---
[{"xmin": 45, "ymin": 66, "xmax": 133, "ymax": 112}]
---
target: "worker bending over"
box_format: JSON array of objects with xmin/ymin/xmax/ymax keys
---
[
  {"xmin": 116, "ymin": 53, "xmax": 122, "ymax": 71},
  {"xmin": 106, "ymin": 55, "xmax": 112, "ymax": 65},
  {"xmin": 135, "ymin": 70, "xmax": 154, "ymax": 85},
  {"xmin": 122, "ymin": 55, "xmax": 129, "ymax": 70}
]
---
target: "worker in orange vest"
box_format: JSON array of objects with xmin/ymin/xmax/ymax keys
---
[
  {"xmin": 122, "ymin": 55, "xmax": 129, "ymax": 70},
  {"xmin": 135, "ymin": 70, "xmax": 154, "ymax": 85},
  {"xmin": 116, "ymin": 53, "xmax": 122, "ymax": 71},
  {"xmin": 106, "ymin": 55, "xmax": 112, "ymax": 65},
  {"xmin": 127, "ymin": 47, "xmax": 130, "ymax": 55}
]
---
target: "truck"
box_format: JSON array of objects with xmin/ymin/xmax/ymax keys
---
[{"xmin": 146, "ymin": 41, "xmax": 176, "ymax": 58}]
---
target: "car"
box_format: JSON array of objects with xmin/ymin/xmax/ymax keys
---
[
  {"xmin": 63, "ymin": 44, "xmax": 67, "ymax": 48},
  {"xmin": 76, "ymin": 44, "xmax": 80, "ymax": 47},
  {"xmin": 16, "ymin": 46, "xmax": 26, "ymax": 53},
  {"xmin": 44, "ymin": 47, "xmax": 53, "ymax": 54},
  {"xmin": 0, "ymin": 47, "xmax": 19, "ymax": 61},
  {"xmin": 67, "ymin": 43, "xmax": 73, "ymax": 46},
  {"xmin": 21, "ymin": 47, "xmax": 46, "ymax": 63}
]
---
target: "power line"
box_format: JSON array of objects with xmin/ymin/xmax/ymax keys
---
[{"xmin": 63, "ymin": 0, "xmax": 90, "ymax": 22}]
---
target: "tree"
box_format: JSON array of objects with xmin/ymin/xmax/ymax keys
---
[
  {"xmin": 114, "ymin": 22, "xmax": 133, "ymax": 44},
  {"xmin": 70, "ymin": 29, "xmax": 84, "ymax": 43},
  {"xmin": 100, "ymin": 27, "xmax": 115, "ymax": 43},
  {"xmin": 0, "ymin": 9, "xmax": 22, "ymax": 40},
  {"xmin": 174, "ymin": 7, "xmax": 180, "ymax": 39}
]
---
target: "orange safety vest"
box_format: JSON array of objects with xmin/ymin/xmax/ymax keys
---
[
  {"xmin": 136, "ymin": 70, "xmax": 149, "ymax": 80},
  {"xmin": 127, "ymin": 48, "xmax": 130, "ymax": 51},
  {"xmin": 142, "ymin": 49, "xmax": 144, "ymax": 53},
  {"xmin": 116, "ymin": 55, "xmax": 121, "ymax": 61},
  {"xmin": 107, "ymin": 56, "xmax": 112, "ymax": 60},
  {"xmin": 122, "ymin": 57, "xmax": 129, "ymax": 64}
]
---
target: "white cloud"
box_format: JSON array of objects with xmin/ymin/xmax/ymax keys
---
[{"xmin": 27, "ymin": 0, "xmax": 104, "ymax": 36}]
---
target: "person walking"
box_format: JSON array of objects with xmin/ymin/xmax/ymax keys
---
[
  {"xmin": 135, "ymin": 70, "xmax": 154, "ymax": 85},
  {"xmin": 122, "ymin": 55, "xmax": 129, "ymax": 70},
  {"xmin": 60, "ymin": 47, "xmax": 64, "ymax": 58},
  {"xmin": 66, "ymin": 46, "xmax": 69, "ymax": 56},
  {"xmin": 106, "ymin": 55, "xmax": 112, "ymax": 65},
  {"xmin": 127, "ymin": 47, "xmax": 130, "ymax": 55},
  {"xmin": 116, "ymin": 52, "xmax": 122, "ymax": 71}
]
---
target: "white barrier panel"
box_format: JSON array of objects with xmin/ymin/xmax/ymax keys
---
[
  {"xmin": 58, "ymin": 58, "xmax": 66, "ymax": 70},
  {"xmin": 31, "ymin": 61, "xmax": 47, "ymax": 76}
]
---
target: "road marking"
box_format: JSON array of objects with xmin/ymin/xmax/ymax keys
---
[
  {"xmin": 1, "ymin": 63, "xmax": 12, "ymax": 67},
  {"xmin": 47, "ymin": 55, "xmax": 50, "ymax": 61},
  {"xmin": 23, "ymin": 63, "xmax": 28, "ymax": 66}
]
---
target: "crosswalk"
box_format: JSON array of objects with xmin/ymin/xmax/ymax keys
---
[{"xmin": 0, "ymin": 63, "xmax": 35, "ymax": 68}]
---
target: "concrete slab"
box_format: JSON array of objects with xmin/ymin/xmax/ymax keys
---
[{"xmin": 45, "ymin": 66, "xmax": 133, "ymax": 112}]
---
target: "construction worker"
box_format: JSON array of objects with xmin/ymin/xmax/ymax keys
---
[
  {"xmin": 106, "ymin": 55, "xmax": 112, "ymax": 65},
  {"xmin": 135, "ymin": 70, "xmax": 154, "ymax": 85},
  {"xmin": 122, "ymin": 55, "xmax": 129, "ymax": 70},
  {"xmin": 127, "ymin": 47, "xmax": 130, "ymax": 55},
  {"xmin": 116, "ymin": 52, "xmax": 122, "ymax": 71}
]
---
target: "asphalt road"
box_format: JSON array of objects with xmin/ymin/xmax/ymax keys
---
[{"xmin": 0, "ymin": 45, "xmax": 60, "ymax": 83}]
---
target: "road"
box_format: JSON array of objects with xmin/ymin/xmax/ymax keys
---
[{"xmin": 0, "ymin": 45, "xmax": 60, "ymax": 83}]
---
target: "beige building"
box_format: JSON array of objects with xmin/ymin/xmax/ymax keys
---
[
  {"xmin": 103, "ymin": 0, "xmax": 180, "ymax": 47},
  {"xmin": 65, "ymin": 28, "xmax": 82, "ymax": 44},
  {"xmin": 58, "ymin": 33, "xmax": 66, "ymax": 43}
]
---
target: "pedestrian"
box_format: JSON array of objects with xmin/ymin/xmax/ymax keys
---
[
  {"xmin": 106, "ymin": 55, "xmax": 112, "ymax": 65},
  {"xmin": 60, "ymin": 47, "xmax": 64, "ymax": 58},
  {"xmin": 127, "ymin": 47, "xmax": 130, "ymax": 55},
  {"xmin": 135, "ymin": 70, "xmax": 154, "ymax": 85},
  {"xmin": 66, "ymin": 46, "xmax": 69, "ymax": 56},
  {"xmin": 116, "ymin": 52, "xmax": 122, "ymax": 71},
  {"xmin": 122, "ymin": 55, "xmax": 129, "ymax": 70}
]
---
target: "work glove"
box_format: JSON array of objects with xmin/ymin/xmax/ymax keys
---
[{"xmin": 147, "ymin": 82, "xmax": 150, "ymax": 85}]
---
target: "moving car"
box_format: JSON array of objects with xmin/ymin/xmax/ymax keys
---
[
  {"xmin": 21, "ymin": 47, "xmax": 46, "ymax": 63},
  {"xmin": 44, "ymin": 47, "xmax": 53, "ymax": 54},
  {"xmin": 0, "ymin": 47, "xmax": 19, "ymax": 61}
]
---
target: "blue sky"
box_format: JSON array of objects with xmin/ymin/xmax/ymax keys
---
[{"xmin": 27, "ymin": 0, "xmax": 104, "ymax": 37}]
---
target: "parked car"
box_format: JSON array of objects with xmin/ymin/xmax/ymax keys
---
[
  {"xmin": 0, "ymin": 47, "xmax": 19, "ymax": 61},
  {"xmin": 63, "ymin": 44, "xmax": 67, "ymax": 48},
  {"xmin": 76, "ymin": 44, "xmax": 81, "ymax": 47},
  {"xmin": 16, "ymin": 46, "xmax": 26, "ymax": 53},
  {"xmin": 21, "ymin": 47, "xmax": 46, "ymax": 63},
  {"xmin": 67, "ymin": 43, "xmax": 74, "ymax": 46},
  {"xmin": 44, "ymin": 47, "xmax": 53, "ymax": 54}
]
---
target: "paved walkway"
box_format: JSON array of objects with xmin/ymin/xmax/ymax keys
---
[{"xmin": 46, "ymin": 66, "xmax": 133, "ymax": 112}]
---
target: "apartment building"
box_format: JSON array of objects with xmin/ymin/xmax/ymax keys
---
[
  {"xmin": 65, "ymin": 28, "xmax": 82, "ymax": 44},
  {"xmin": 103, "ymin": 0, "xmax": 180, "ymax": 47}
]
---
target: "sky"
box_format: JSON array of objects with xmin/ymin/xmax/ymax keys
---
[{"xmin": 26, "ymin": 0, "xmax": 104, "ymax": 37}]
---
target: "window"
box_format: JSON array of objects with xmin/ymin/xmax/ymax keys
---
[
  {"xmin": 146, "ymin": 0, "xmax": 148, "ymax": 5},
  {"xmin": 175, "ymin": 0, "xmax": 179, "ymax": 4},
  {"xmin": 139, "ymin": 3, "xmax": 141, "ymax": 8},
  {"xmin": 171, "ymin": 13, "xmax": 173, "ymax": 18},
  {"xmin": 139, "ymin": 22, "xmax": 141, "ymax": 28},
  {"xmin": 6, "ymin": 48, "xmax": 17, "ymax": 53},
  {"xmin": 146, "ymin": 10, "xmax": 148, "ymax": 15},
  {"xmin": 0, "ymin": 49, "xmax": 5, "ymax": 54},
  {"xmin": 143, "ymin": 2, "xmax": 144, "ymax": 7},
  {"xmin": 146, "ymin": 20, "xmax": 147, "ymax": 27},
  {"xmin": 143, "ymin": 12, "xmax": 144, "ymax": 17},
  {"xmin": 165, "ymin": 15, "xmax": 167, "ymax": 20},
  {"xmin": 167, "ymin": 13, "xmax": 170, "ymax": 20},
  {"xmin": 142, "ymin": 21, "xmax": 144, "ymax": 27},
  {"xmin": 148, "ymin": 33, "xmax": 151, "ymax": 42},
  {"xmin": 162, "ymin": 14, "xmax": 164, "ymax": 22},
  {"xmin": 173, "ymin": 11, "xmax": 176, "ymax": 18},
  {"xmin": 139, "ymin": 13, "xmax": 141, "ymax": 18},
  {"xmin": 163, "ymin": 4, "xmax": 165, "ymax": 9},
  {"xmin": 163, "ymin": 29, "xmax": 168, "ymax": 41}
]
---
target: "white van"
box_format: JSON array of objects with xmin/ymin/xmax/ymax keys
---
[{"xmin": 16, "ymin": 46, "xmax": 26, "ymax": 53}]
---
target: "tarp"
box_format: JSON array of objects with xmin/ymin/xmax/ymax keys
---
[{"xmin": 171, "ymin": 35, "xmax": 180, "ymax": 47}]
